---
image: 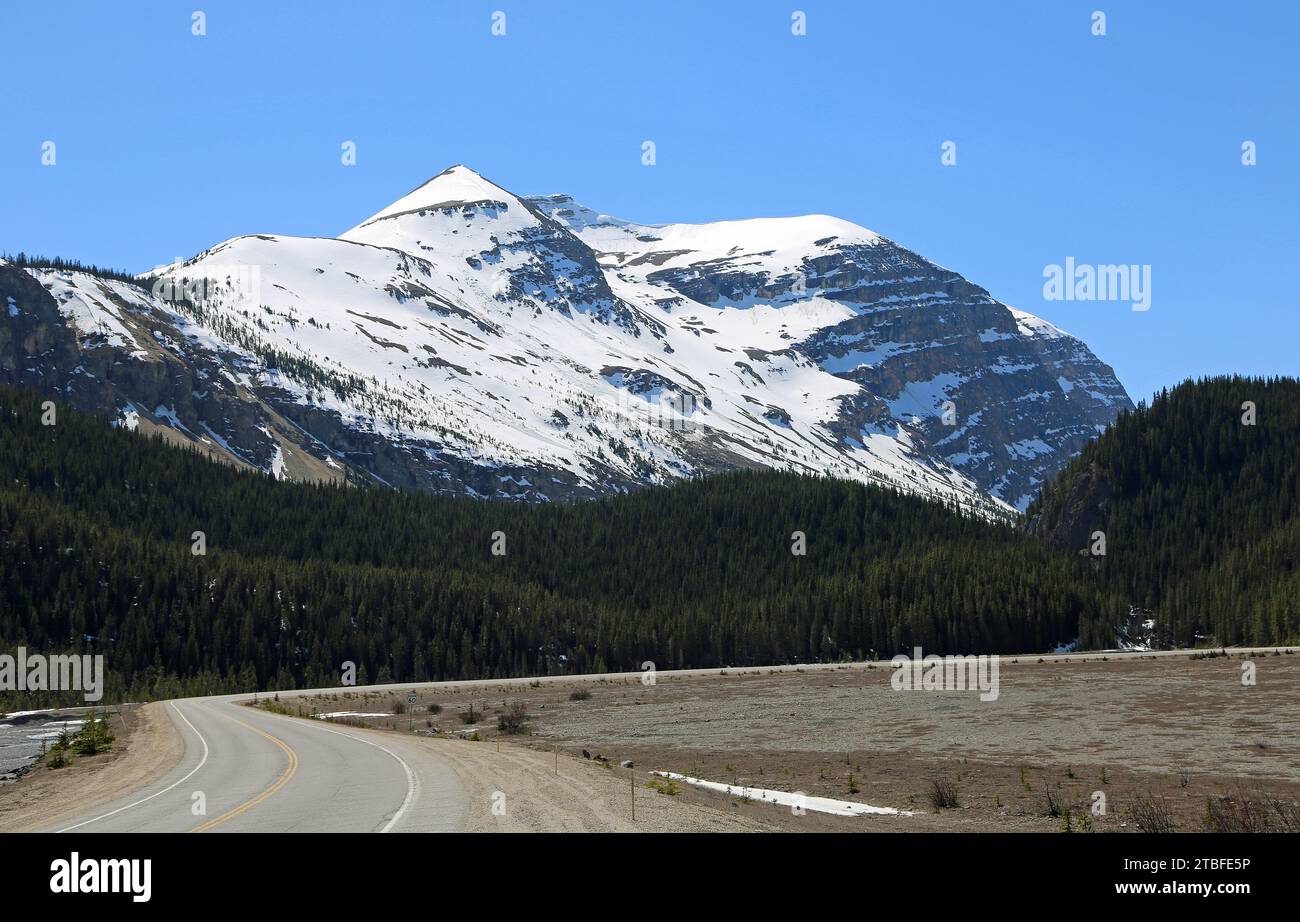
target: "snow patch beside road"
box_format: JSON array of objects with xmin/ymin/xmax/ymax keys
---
[{"xmin": 651, "ymin": 771, "xmax": 917, "ymax": 817}]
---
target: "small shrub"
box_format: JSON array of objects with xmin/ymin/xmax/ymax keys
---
[
  {"xmin": 645, "ymin": 776, "xmax": 682, "ymax": 796},
  {"xmin": 1203, "ymin": 793, "xmax": 1267, "ymax": 833},
  {"xmin": 929, "ymin": 779, "xmax": 959, "ymax": 809},
  {"xmin": 1267, "ymin": 795, "xmax": 1300, "ymax": 832},
  {"xmin": 1202, "ymin": 788, "xmax": 1299, "ymax": 833},
  {"xmin": 1128, "ymin": 793, "xmax": 1176, "ymax": 833},
  {"xmin": 70, "ymin": 712, "xmax": 115, "ymax": 756},
  {"xmin": 568, "ymin": 688, "xmax": 592, "ymax": 701},
  {"xmin": 1043, "ymin": 785, "xmax": 1063, "ymax": 818},
  {"xmin": 496, "ymin": 701, "xmax": 531, "ymax": 735}
]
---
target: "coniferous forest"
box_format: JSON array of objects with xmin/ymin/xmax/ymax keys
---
[
  {"xmin": 1, "ymin": 376, "xmax": 1295, "ymax": 706},
  {"xmin": 1028, "ymin": 375, "xmax": 1299, "ymax": 648}
]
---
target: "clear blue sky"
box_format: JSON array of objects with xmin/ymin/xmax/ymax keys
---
[{"xmin": 3, "ymin": 0, "xmax": 1295, "ymax": 401}]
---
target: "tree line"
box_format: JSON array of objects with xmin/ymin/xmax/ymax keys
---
[
  {"xmin": 0, "ymin": 385, "xmax": 1120, "ymax": 705},
  {"xmin": 1028, "ymin": 375, "xmax": 1299, "ymax": 647}
]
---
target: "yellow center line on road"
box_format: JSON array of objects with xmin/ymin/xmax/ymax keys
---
[{"xmin": 189, "ymin": 705, "xmax": 299, "ymax": 833}]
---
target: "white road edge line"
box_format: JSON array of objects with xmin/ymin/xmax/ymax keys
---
[
  {"xmin": 56, "ymin": 701, "xmax": 210, "ymax": 833},
  {"xmin": 258, "ymin": 710, "xmax": 419, "ymax": 833}
]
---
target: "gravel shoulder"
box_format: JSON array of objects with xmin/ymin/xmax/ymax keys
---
[{"xmin": 410, "ymin": 735, "xmax": 777, "ymax": 831}]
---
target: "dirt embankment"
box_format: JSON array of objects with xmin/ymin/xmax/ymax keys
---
[{"xmin": 0, "ymin": 702, "xmax": 182, "ymax": 832}]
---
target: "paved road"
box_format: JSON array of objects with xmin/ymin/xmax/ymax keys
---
[
  {"xmin": 44, "ymin": 646, "xmax": 1298, "ymax": 832},
  {"xmin": 47, "ymin": 695, "xmax": 466, "ymax": 833}
]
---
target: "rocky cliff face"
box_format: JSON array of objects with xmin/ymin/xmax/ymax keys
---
[
  {"xmin": 0, "ymin": 166, "xmax": 1131, "ymax": 511},
  {"xmin": 533, "ymin": 190, "xmax": 1132, "ymax": 510}
]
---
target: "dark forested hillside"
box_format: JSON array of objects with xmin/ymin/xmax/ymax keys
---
[
  {"xmin": 1027, "ymin": 376, "xmax": 1299, "ymax": 647},
  {"xmin": 0, "ymin": 386, "xmax": 1120, "ymax": 704}
]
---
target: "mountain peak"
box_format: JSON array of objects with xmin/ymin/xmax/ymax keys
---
[
  {"xmin": 31, "ymin": 166, "xmax": 1129, "ymax": 513},
  {"xmin": 342, "ymin": 165, "xmax": 516, "ymax": 237}
]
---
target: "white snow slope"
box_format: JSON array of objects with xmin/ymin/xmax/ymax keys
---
[{"xmin": 85, "ymin": 164, "xmax": 1131, "ymax": 512}]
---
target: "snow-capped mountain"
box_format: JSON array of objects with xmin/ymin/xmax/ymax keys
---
[{"xmin": 0, "ymin": 165, "xmax": 1131, "ymax": 511}]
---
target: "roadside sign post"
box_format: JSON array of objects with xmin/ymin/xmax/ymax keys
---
[{"xmin": 408, "ymin": 691, "xmax": 417, "ymax": 731}]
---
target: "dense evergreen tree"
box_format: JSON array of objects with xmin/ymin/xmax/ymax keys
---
[
  {"xmin": 1, "ymin": 252, "xmax": 146, "ymax": 289},
  {"xmin": 0, "ymin": 385, "xmax": 1120, "ymax": 704},
  {"xmin": 1028, "ymin": 376, "xmax": 1299, "ymax": 647}
]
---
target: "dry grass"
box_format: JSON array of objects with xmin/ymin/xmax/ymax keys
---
[
  {"xmin": 1127, "ymin": 793, "xmax": 1176, "ymax": 833},
  {"xmin": 1202, "ymin": 787, "xmax": 1300, "ymax": 832}
]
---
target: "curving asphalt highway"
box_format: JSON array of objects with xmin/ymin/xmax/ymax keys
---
[{"xmin": 48, "ymin": 694, "xmax": 467, "ymax": 833}]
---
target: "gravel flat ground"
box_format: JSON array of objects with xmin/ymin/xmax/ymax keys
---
[
  {"xmin": 528, "ymin": 655, "xmax": 1300, "ymax": 778},
  {"xmin": 304, "ymin": 651, "xmax": 1300, "ymax": 831}
]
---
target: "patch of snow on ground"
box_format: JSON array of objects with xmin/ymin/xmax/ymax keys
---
[
  {"xmin": 652, "ymin": 771, "xmax": 917, "ymax": 817},
  {"xmin": 1006, "ymin": 438, "xmax": 1052, "ymax": 460},
  {"xmin": 269, "ymin": 444, "xmax": 287, "ymax": 480}
]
